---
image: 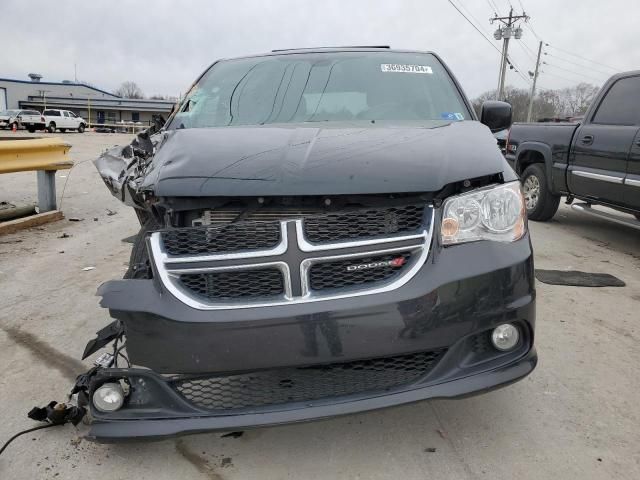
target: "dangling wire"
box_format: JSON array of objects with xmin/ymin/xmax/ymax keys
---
[{"xmin": 0, "ymin": 424, "xmax": 57, "ymax": 457}]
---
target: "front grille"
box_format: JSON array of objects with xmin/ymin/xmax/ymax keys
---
[
  {"xmin": 174, "ymin": 349, "xmax": 446, "ymax": 410},
  {"xmin": 471, "ymin": 331, "xmax": 492, "ymax": 353},
  {"xmin": 178, "ymin": 269, "xmax": 284, "ymax": 301},
  {"xmin": 309, "ymin": 252, "xmax": 412, "ymax": 291},
  {"xmin": 303, "ymin": 205, "xmax": 424, "ymax": 244},
  {"xmin": 162, "ymin": 222, "xmax": 281, "ymax": 256},
  {"xmin": 153, "ymin": 203, "xmax": 432, "ymax": 308}
]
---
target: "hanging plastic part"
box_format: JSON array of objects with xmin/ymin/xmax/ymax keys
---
[{"xmin": 82, "ymin": 320, "xmax": 124, "ymax": 360}]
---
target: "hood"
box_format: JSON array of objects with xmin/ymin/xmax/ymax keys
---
[{"xmin": 140, "ymin": 121, "xmax": 513, "ymax": 197}]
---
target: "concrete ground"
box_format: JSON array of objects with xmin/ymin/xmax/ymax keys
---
[{"xmin": 0, "ymin": 130, "xmax": 638, "ymax": 480}]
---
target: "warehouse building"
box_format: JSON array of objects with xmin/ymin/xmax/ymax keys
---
[{"xmin": 0, "ymin": 74, "xmax": 175, "ymax": 126}]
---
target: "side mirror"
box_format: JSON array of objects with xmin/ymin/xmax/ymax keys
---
[{"xmin": 480, "ymin": 101, "xmax": 512, "ymax": 133}]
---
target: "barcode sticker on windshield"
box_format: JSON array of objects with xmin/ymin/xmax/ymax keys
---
[{"xmin": 380, "ymin": 64, "xmax": 433, "ymax": 74}]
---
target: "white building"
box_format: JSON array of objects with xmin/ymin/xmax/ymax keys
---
[{"xmin": 0, "ymin": 74, "xmax": 174, "ymax": 126}]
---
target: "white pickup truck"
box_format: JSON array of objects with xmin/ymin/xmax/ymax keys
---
[
  {"xmin": 0, "ymin": 109, "xmax": 46, "ymax": 132},
  {"xmin": 43, "ymin": 109, "xmax": 87, "ymax": 133}
]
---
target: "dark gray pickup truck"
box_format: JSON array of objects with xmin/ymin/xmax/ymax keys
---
[{"xmin": 506, "ymin": 71, "xmax": 640, "ymax": 227}]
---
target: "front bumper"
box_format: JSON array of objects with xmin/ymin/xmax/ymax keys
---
[
  {"xmin": 87, "ymin": 348, "xmax": 536, "ymax": 442},
  {"xmin": 90, "ymin": 233, "xmax": 536, "ymax": 442}
]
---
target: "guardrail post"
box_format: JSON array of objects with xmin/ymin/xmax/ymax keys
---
[{"xmin": 37, "ymin": 170, "xmax": 57, "ymax": 212}]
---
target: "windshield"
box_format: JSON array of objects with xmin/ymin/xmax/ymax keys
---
[
  {"xmin": 168, "ymin": 51, "xmax": 470, "ymax": 129},
  {"xmin": 0, "ymin": 110, "xmax": 19, "ymax": 116}
]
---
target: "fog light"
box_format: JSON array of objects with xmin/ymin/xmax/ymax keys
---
[
  {"xmin": 93, "ymin": 382, "xmax": 125, "ymax": 412},
  {"xmin": 491, "ymin": 323, "xmax": 520, "ymax": 351}
]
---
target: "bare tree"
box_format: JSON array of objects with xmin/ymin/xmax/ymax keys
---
[
  {"xmin": 114, "ymin": 81, "xmax": 144, "ymax": 99},
  {"xmin": 473, "ymin": 83, "xmax": 600, "ymax": 123},
  {"xmin": 555, "ymin": 83, "xmax": 599, "ymax": 117}
]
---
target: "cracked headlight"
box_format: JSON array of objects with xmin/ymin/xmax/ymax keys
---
[{"xmin": 441, "ymin": 181, "xmax": 526, "ymax": 245}]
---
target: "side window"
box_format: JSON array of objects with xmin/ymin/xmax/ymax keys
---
[
  {"xmin": 68, "ymin": 112, "xmax": 77, "ymax": 117},
  {"xmin": 63, "ymin": 111, "xmax": 69, "ymax": 117},
  {"xmin": 592, "ymin": 76, "xmax": 640, "ymax": 126}
]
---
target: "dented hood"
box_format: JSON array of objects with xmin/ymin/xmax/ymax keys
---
[{"xmin": 133, "ymin": 121, "xmax": 512, "ymax": 197}]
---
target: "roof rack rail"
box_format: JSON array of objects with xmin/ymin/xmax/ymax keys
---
[{"xmin": 271, "ymin": 46, "xmax": 390, "ymax": 52}]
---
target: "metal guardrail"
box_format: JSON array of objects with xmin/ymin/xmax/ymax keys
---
[
  {"xmin": 0, "ymin": 137, "xmax": 73, "ymax": 173},
  {"xmin": 0, "ymin": 137, "xmax": 73, "ymax": 211}
]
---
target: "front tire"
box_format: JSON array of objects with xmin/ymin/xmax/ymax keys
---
[
  {"xmin": 77, "ymin": 123, "xmax": 85, "ymax": 133},
  {"xmin": 47, "ymin": 122, "xmax": 56, "ymax": 133},
  {"xmin": 521, "ymin": 163, "xmax": 561, "ymax": 221},
  {"xmin": 27, "ymin": 127, "xmax": 35, "ymax": 133}
]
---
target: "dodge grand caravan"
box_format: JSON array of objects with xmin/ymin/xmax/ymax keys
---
[{"xmin": 86, "ymin": 47, "xmax": 536, "ymax": 442}]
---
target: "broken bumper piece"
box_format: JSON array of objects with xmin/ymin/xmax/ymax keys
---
[{"xmin": 86, "ymin": 348, "xmax": 536, "ymax": 442}]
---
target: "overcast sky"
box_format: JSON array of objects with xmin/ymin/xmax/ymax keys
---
[{"xmin": 2, "ymin": 0, "xmax": 638, "ymax": 99}]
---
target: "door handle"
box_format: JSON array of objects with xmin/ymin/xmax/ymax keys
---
[{"xmin": 581, "ymin": 135, "xmax": 594, "ymax": 145}]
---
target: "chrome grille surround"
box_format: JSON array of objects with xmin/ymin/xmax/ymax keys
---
[{"xmin": 150, "ymin": 206, "xmax": 434, "ymax": 310}]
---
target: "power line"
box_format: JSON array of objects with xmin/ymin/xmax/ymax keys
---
[
  {"xmin": 543, "ymin": 63, "xmax": 604, "ymax": 84},
  {"xmin": 487, "ymin": 0, "xmax": 501, "ymax": 15},
  {"xmin": 484, "ymin": 0, "xmax": 497, "ymax": 15},
  {"xmin": 517, "ymin": 0, "xmax": 526, "ymax": 11},
  {"xmin": 448, "ymin": 0, "xmax": 532, "ymax": 91},
  {"xmin": 545, "ymin": 52, "xmax": 618, "ymax": 76},
  {"xmin": 515, "ymin": 40, "xmax": 537, "ymax": 63},
  {"xmin": 458, "ymin": 0, "xmax": 493, "ymax": 36},
  {"xmin": 523, "ymin": 22, "xmax": 542, "ymax": 41},
  {"xmin": 447, "ymin": 0, "xmax": 503, "ymax": 55},
  {"xmin": 545, "ymin": 44, "xmax": 621, "ymax": 72},
  {"xmin": 542, "ymin": 71, "xmax": 593, "ymax": 85},
  {"xmin": 521, "ymin": 39, "xmax": 538, "ymax": 56}
]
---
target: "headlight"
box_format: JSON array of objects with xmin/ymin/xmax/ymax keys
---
[{"xmin": 441, "ymin": 181, "xmax": 526, "ymax": 245}]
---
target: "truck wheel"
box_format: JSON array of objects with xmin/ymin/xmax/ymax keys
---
[
  {"xmin": 521, "ymin": 164, "xmax": 560, "ymax": 221},
  {"xmin": 27, "ymin": 127, "xmax": 35, "ymax": 133},
  {"xmin": 47, "ymin": 122, "xmax": 56, "ymax": 133},
  {"xmin": 78, "ymin": 123, "xmax": 85, "ymax": 133},
  {"xmin": 60, "ymin": 128, "xmax": 66, "ymax": 133}
]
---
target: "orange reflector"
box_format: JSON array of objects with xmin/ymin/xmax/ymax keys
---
[{"xmin": 441, "ymin": 217, "xmax": 459, "ymax": 238}]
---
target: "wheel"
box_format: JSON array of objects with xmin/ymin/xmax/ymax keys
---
[
  {"xmin": 60, "ymin": 128, "xmax": 66, "ymax": 133},
  {"xmin": 77, "ymin": 123, "xmax": 85, "ymax": 133},
  {"xmin": 521, "ymin": 163, "xmax": 561, "ymax": 221},
  {"xmin": 27, "ymin": 127, "xmax": 35, "ymax": 133},
  {"xmin": 47, "ymin": 122, "xmax": 56, "ymax": 133}
]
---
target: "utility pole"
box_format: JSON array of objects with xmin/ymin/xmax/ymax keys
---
[
  {"xmin": 491, "ymin": 8, "xmax": 529, "ymax": 100},
  {"xmin": 526, "ymin": 41, "xmax": 544, "ymax": 122}
]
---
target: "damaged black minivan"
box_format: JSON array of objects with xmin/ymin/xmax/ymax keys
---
[{"xmin": 88, "ymin": 47, "xmax": 536, "ymax": 441}]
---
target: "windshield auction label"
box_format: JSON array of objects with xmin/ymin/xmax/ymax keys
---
[{"xmin": 380, "ymin": 64, "xmax": 433, "ymax": 74}]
